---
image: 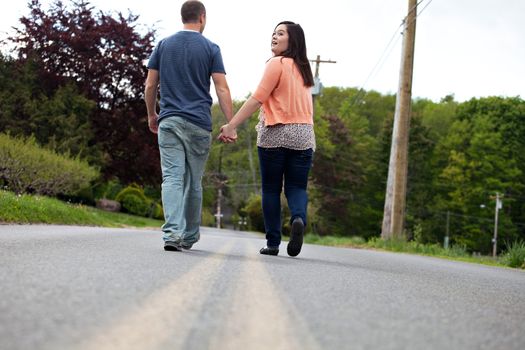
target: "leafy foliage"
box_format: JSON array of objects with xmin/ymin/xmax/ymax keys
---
[
  {"xmin": 2, "ymin": 1, "xmax": 525, "ymax": 256},
  {"xmin": 115, "ymin": 184, "xmax": 162, "ymax": 218},
  {"xmin": 243, "ymin": 193, "xmax": 265, "ymax": 232},
  {"xmin": 501, "ymin": 241, "xmax": 525, "ymax": 268},
  {"xmin": 204, "ymin": 86, "xmax": 525, "ymax": 255},
  {"xmin": 11, "ymin": 0, "xmax": 153, "ymax": 107},
  {"xmin": 0, "ymin": 133, "xmax": 99, "ymax": 196},
  {"xmin": 0, "ymin": 55, "xmax": 102, "ymax": 163},
  {"xmin": 433, "ymin": 97, "xmax": 524, "ymax": 252},
  {"xmin": 5, "ymin": 0, "xmax": 160, "ymax": 184}
]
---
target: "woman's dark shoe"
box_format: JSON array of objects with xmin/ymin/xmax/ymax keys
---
[
  {"xmin": 287, "ymin": 217, "xmax": 304, "ymax": 257},
  {"xmin": 260, "ymin": 246, "xmax": 279, "ymax": 256}
]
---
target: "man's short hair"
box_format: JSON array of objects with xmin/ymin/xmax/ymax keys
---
[{"xmin": 181, "ymin": 1, "xmax": 206, "ymax": 24}]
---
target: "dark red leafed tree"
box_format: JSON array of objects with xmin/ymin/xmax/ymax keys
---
[{"xmin": 10, "ymin": 0, "xmax": 161, "ymax": 185}]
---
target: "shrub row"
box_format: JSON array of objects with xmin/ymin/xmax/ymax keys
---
[
  {"xmin": 0, "ymin": 133, "xmax": 99, "ymax": 196},
  {"xmin": 115, "ymin": 184, "xmax": 163, "ymax": 220}
]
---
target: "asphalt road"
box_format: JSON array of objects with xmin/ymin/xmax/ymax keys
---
[{"xmin": 1, "ymin": 224, "xmax": 524, "ymax": 350}]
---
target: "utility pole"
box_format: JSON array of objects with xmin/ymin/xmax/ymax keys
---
[
  {"xmin": 216, "ymin": 187, "xmax": 223, "ymax": 229},
  {"xmin": 214, "ymin": 146, "xmax": 226, "ymax": 229},
  {"xmin": 310, "ymin": 55, "xmax": 337, "ymax": 79},
  {"xmin": 444, "ymin": 210, "xmax": 450, "ymax": 249},
  {"xmin": 381, "ymin": 0, "xmax": 418, "ymax": 239},
  {"xmin": 309, "ymin": 55, "xmax": 336, "ymax": 104},
  {"xmin": 492, "ymin": 192, "xmax": 502, "ymax": 257}
]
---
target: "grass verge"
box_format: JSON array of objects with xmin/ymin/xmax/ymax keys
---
[
  {"xmin": 1, "ymin": 190, "xmax": 522, "ymax": 269},
  {"xmin": 305, "ymin": 233, "xmax": 516, "ymax": 269},
  {"xmin": 0, "ymin": 190, "xmax": 162, "ymax": 228},
  {"xmin": 501, "ymin": 241, "xmax": 525, "ymax": 268}
]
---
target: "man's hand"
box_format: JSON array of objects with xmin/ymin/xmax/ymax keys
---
[
  {"xmin": 148, "ymin": 114, "xmax": 159, "ymax": 134},
  {"xmin": 218, "ymin": 124, "xmax": 237, "ymax": 143}
]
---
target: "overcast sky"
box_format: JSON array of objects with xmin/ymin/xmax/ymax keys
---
[{"xmin": 1, "ymin": 0, "xmax": 524, "ymax": 102}]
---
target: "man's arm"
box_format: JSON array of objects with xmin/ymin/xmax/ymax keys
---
[
  {"xmin": 144, "ymin": 69, "xmax": 160, "ymax": 134},
  {"xmin": 212, "ymin": 72, "xmax": 233, "ymax": 122}
]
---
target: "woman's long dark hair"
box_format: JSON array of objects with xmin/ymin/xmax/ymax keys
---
[{"xmin": 275, "ymin": 21, "xmax": 314, "ymax": 87}]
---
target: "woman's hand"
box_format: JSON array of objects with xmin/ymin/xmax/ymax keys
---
[
  {"xmin": 218, "ymin": 124, "xmax": 237, "ymax": 143},
  {"xmin": 217, "ymin": 96, "xmax": 261, "ymax": 143}
]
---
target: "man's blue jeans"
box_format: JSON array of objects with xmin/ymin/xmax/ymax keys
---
[
  {"xmin": 157, "ymin": 117, "xmax": 211, "ymax": 245},
  {"xmin": 258, "ymin": 147, "xmax": 313, "ymax": 248}
]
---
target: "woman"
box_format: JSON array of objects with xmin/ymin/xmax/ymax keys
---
[{"xmin": 219, "ymin": 21, "xmax": 315, "ymax": 257}]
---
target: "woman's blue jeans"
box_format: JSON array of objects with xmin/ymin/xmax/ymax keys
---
[
  {"xmin": 157, "ymin": 117, "xmax": 211, "ymax": 245},
  {"xmin": 258, "ymin": 147, "xmax": 313, "ymax": 247}
]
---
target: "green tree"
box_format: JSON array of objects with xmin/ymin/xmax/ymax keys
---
[
  {"xmin": 434, "ymin": 102, "xmax": 522, "ymax": 252},
  {"xmin": 375, "ymin": 101, "xmax": 438, "ymax": 242},
  {"xmin": 6, "ymin": 0, "xmax": 159, "ymax": 185},
  {"xmin": 205, "ymin": 100, "xmax": 260, "ymax": 224},
  {"xmin": 0, "ymin": 55, "xmax": 100, "ymax": 162},
  {"xmin": 418, "ymin": 94, "xmax": 458, "ymax": 141}
]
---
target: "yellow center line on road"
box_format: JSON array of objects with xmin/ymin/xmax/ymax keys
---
[
  {"xmin": 76, "ymin": 242, "xmax": 234, "ymax": 350},
  {"xmin": 208, "ymin": 240, "xmax": 321, "ymax": 350}
]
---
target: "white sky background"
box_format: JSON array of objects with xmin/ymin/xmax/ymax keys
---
[{"xmin": 1, "ymin": 0, "xmax": 524, "ymax": 103}]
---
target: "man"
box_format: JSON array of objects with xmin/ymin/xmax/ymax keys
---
[{"xmin": 144, "ymin": 0, "xmax": 233, "ymax": 251}]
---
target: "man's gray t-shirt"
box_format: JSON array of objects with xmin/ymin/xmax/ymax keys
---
[{"xmin": 147, "ymin": 30, "xmax": 225, "ymax": 131}]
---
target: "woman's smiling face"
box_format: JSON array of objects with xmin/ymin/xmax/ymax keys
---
[{"xmin": 271, "ymin": 24, "xmax": 289, "ymax": 56}]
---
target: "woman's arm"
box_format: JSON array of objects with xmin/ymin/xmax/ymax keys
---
[{"xmin": 218, "ymin": 96, "xmax": 262, "ymax": 141}]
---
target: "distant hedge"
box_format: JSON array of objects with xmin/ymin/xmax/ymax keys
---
[
  {"xmin": 0, "ymin": 133, "xmax": 99, "ymax": 196},
  {"xmin": 244, "ymin": 193, "xmax": 265, "ymax": 233},
  {"xmin": 115, "ymin": 184, "xmax": 163, "ymax": 219}
]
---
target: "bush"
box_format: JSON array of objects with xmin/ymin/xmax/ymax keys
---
[
  {"xmin": 113, "ymin": 184, "xmax": 163, "ymax": 219},
  {"xmin": 151, "ymin": 202, "xmax": 164, "ymax": 220},
  {"xmin": 115, "ymin": 184, "xmax": 150, "ymax": 217},
  {"xmin": 0, "ymin": 133, "xmax": 99, "ymax": 196},
  {"xmin": 244, "ymin": 193, "xmax": 265, "ymax": 232},
  {"xmin": 120, "ymin": 193, "xmax": 149, "ymax": 217},
  {"xmin": 201, "ymin": 207, "xmax": 215, "ymax": 227},
  {"xmin": 93, "ymin": 179, "xmax": 123, "ymax": 200},
  {"xmin": 501, "ymin": 241, "xmax": 525, "ymax": 268},
  {"xmin": 58, "ymin": 185, "xmax": 96, "ymax": 206},
  {"xmin": 115, "ymin": 184, "xmax": 147, "ymax": 202}
]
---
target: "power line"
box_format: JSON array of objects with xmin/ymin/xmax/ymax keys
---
[
  {"xmin": 434, "ymin": 210, "xmax": 525, "ymax": 227},
  {"xmin": 501, "ymin": 193, "xmax": 525, "ymax": 203},
  {"xmin": 417, "ymin": 0, "xmax": 434, "ymax": 17},
  {"xmin": 401, "ymin": 0, "xmax": 434, "ymax": 29},
  {"xmin": 350, "ymin": 23, "xmax": 403, "ymax": 106},
  {"xmin": 351, "ymin": 0, "xmax": 435, "ymax": 107},
  {"xmin": 350, "ymin": 0, "xmax": 423, "ymax": 106},
  {"xmin": 206, "ymin": 182, "xmax": 525, "ymax": 228}
]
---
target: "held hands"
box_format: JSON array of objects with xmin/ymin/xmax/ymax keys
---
[{"xmin": 218, "ymin": 124, "xmax": 238, "ymax": 143}]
